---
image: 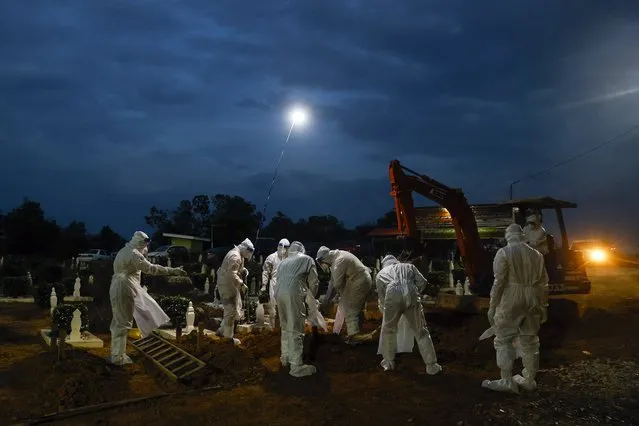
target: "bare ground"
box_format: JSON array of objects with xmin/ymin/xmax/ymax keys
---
[{"xmin": 1, "ymin": 267, "xmax": 639, "ymax": 425}]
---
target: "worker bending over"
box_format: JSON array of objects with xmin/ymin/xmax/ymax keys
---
[
  {"xmin": 376, "ymin": 255, "xmax": 442, "ymax": 375},
  {"xmin": 216, "ymin": 238, "xmax": 254, "ymax": 344},
  {"xmin": 317, "ymin": 246, "xmax": 372, "ymax": 339}
]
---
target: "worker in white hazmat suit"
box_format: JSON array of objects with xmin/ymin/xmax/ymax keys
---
[
  {"xmin": 523, "ymin": 211, "xmax": 549, "ymax": 256},
  {"xmin": 483, "ymin": 224, "xmax": 549, "ymax": 394},
  {"xmin": 317, "ymin": 246, "xmax": 372, "ymax": 338},
  {"xmin": 261, "ymin": 238, "xmax": 290, "ymax": 329},
  {"xmin": 216, "ymin": 238, "xmax": 254, "ymax": 344},
  {"xmin": 376, "ymin": 255, "xmax": 442, "ymax": 375},
  {"xmin": 109, "ymin": 231, "xmax": 187, "ymax": 366},
  {"xmin": 276, "ymin": 241, "xmax": 319, "ymax": 377}
]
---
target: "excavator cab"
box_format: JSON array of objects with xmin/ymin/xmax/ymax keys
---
[{"xmin": 498, "ymin": 197, "xmax": 591, "ymax": 294}]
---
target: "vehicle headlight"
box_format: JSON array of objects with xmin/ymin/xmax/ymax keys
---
[{"xmin": 588, "ymin": 249, "xmax": 607, "ymax": 263}]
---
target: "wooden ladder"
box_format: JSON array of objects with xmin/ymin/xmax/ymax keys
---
[{"xmin": 131, "ymin": 332, "xmax": 206, "ymax": 381}]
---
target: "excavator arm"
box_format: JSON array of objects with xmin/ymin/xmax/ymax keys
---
[{"xmin": 389, "ymin": 160, "xmax": 491, "ymax": 291}]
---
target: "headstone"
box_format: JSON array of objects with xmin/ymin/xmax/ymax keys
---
[
  {"xmin": 75, "ymin": 257, "xmax": 80, "ymax": 268},
  {"xmin": 198, "ymin": 254, "xmax": 203, "ymax": 263},
  {"xmin": 0, "ymin": 256, "xmax": 3, "ymax": 266},
  {"xmin": 69, "ymin": 309, "xmax": 82, "ymax": 341},
  {"xmin": 27, "ymin": 272, "xmax": 33, "ymax": 286},
  {"xmin": 167, "ymin": 258, "xmax": 172, "ymax": 268},
  {"xmin": 428, "ymin": 260, "xmax": 433, "ymax": 273},
  {"xmin": 259, "ymin": 255, "xmax": 263, "ymax": 265},
  {"xmin": 204, "ymin": 277, "xmax": 210, "ymax": 294},
  {"xmin": 375, "ymin": 259, "xmax": 381, "ymax": 270},
  {"xmin": 463, "ymin": 277, "xmax": 472, "ymax": 295},
  {"xmin": 71, "ymin": 257, "xmax": 75, "ymax": 268},
  {"xmin": 255, "ymin": 303, "xmax": 265, "ymax": 326},
  {"xmin": 201, "ymin": 264, "xmax": 206, "ymax": 275},
  {"xmin": 455, "ymin": 280, "xmax": 463, "ymax": 296},
  {"xmin": 73, "ymin": 277, "xmax": 81, "ymax": 299},
  {"xmin": 50, "ymin": 288, "xmax": 58, "ymax": 315},
  {"xmin": 448, "ymin": 260, "xmax": 455, "ymax": 289},
  {"xmin": 186, "ymin": 301, "xmax": 195, "ymax": 333},
  {"xmin": 210, "ymin": 268, "xmax": 216, "ymax": 281},
  {"xmin": 88, "ymin": 274, "xmax": 94, "ymax": 285}
]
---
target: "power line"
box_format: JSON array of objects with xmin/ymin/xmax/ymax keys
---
[{"xmin": 509, "ymin": 121, "xmax": 639, "ymax": 198}]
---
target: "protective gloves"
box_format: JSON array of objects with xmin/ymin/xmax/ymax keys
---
[{"xmin": 243, "ymin": 268, "xmax": 249, "ymax": 279}]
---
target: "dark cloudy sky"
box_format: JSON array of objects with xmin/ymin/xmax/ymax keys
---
[{"xmin": 1, "ymin": 1, "xmax": 639, "ymax": 250}]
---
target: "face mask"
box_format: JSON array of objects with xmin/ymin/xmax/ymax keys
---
[{"xmin": 320, "ymin": 263, "xmax": 330, "ymax": 273}]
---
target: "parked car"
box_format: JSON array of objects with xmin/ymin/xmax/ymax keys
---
[
  {"xmin": 77, "ymin": 249, "xmax": 112, "ymax": 263},
  {"xmin": 147, "ymin": 245, "xmax": 190, "ymax": 264},
  {"xmin": 570, "ymin": 239, "xmax": 616, "ymax": 264}
]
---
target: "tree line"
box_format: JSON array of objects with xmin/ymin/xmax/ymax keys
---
[
  {"xmin": 144, "ymin": 194, "xmax": 397, "ymax": 247},
  {"xmin": 0, "ymin": 199, "xmax": 126, "ymax": 258},
  {"xmin": 0, "ymin": 195, "xmax": 398, "ymax": 258}
]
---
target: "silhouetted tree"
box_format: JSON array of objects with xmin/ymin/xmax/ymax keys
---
[{"xmin": 3, "ymin": 199, "xmax": 60, "ymax": 256}]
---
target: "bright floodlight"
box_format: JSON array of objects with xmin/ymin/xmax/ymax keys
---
[{"xmin": 288, "ymin": 107, "xmax": 308, "ymax": 125}]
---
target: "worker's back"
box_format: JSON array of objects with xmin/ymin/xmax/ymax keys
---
[
  {"xmin": 497, "ymin": 240, "xmax": 546, "ymax": 289},
  {"xmin": 276, "ymin": 253, "xmax": 316, "ymax": 296}
]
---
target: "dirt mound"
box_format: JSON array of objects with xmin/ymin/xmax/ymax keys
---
[{"xmin": 177, "ymin": 332, "xmax": 274, "ymax": 388}]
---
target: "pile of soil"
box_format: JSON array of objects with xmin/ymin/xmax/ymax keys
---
[
  {"xmin": 0, "ymin": 304, "xmax": 169, "ymax": 423},
  {"xmin": 176, "ymin": 332, "xmax": 277, "ymax": 388}
]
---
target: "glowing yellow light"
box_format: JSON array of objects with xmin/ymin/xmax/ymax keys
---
[{"xmin": 589, "ymin": 249, "xmax": 607, "ymax": 263}]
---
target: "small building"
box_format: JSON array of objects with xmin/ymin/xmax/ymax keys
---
[{"xmin": 162, "ymin": 233, "xmax": 211, "ymax": 253}]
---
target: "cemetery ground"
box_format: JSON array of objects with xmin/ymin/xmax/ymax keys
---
[{"xmin": 1, "ymin": 268, "xmax": 639, "ymax": 425}]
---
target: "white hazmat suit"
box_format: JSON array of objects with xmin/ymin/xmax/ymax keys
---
[
  {"xmin": 317, "ymin": 246, "xmax": 372, "ymax": 337},
  {"xmin": 482, "ymin": 224, "xmax": 549, "ymax": 394},
  {"xmin": 275, "ymin": 241, "xmax": 319, "ymax": 377},
  {"xmin": 216, "ymin": 238, "xmax": 254, "ymax": 343},
  {"xmin": 376, "ymin": 255, "xmax": 442, "ymax": 375},
  {"xmin": 261, "ymin": 238, "xmax": 290, "ymax": 329},
  {"xmin": 109, "ymin": 231, "xmax": 186, "ymax": 366},
  {"xmin": 523, "ymin": 213, "xmax": 549, "ymax": 256}
]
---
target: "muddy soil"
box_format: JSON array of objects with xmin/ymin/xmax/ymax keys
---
[{"xmin": 1, "ymin": 267, "xmax": 639, "ymax": 425}]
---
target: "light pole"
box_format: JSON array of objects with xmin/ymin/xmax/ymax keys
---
[{"xmin": 255, "ymin": 106, "xmax": 309, "ymax": 243}]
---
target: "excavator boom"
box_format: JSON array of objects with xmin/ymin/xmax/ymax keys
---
[{"xmin": 388, "ymin": 160, "xmax": 491, "ymax": 291}]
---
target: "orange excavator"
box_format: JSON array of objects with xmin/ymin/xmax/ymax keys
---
[{"xmin": 388, "ymin": 160, "xmax": 591, "ymax": 311}]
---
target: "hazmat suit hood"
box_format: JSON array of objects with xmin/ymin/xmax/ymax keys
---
[
  {"xmin": 505, "ymin": 224, "xmax": 526, "ymax": 245},
  {"xmin": 381, "ymin": 255, "xmax": 399, "ymax": 269},
  {"xmin": 130, "ymin": 231, "xmax": 150, "ymax": 255},
  {"xmin": 238, "ymin": 238, "xmax": 255, "ymax": 260},
  {"xmin": 316, "ymin": 246, "xmax": 330, "ymax": 263},
  {"xmin": 277, "ymin": 238, "xmax": 291, "ymax": 258},
  {"xmin": 288, "ymin": 241, "xmax": 305, "ymax": 256},
  {"xmin": 526, "ymin": 212, "xmax": 542, "ymax": 226}
]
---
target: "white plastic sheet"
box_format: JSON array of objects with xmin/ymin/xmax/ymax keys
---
[
  {"xmin": 377, "ymin": 314, "xmax": 416, "ymax": 355},
  {"xmin": 133, "ymin": 287, "xmax": 170, "ymax": 338},
  {"xmin": 333, "ymin": 304, "xmax": 345, "ymax": 335},
  {"xmin": 479, "ymin": 327, "xmax": 524, "ymax": 358},
  {"xmin": 306, "ymin": 293, "xmax": 328, "ymax": 332}
]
